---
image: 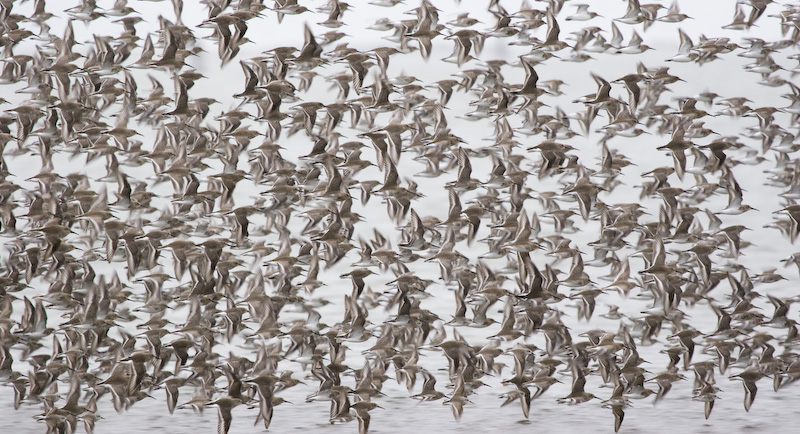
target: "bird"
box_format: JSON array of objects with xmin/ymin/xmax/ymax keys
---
[
  {"xmin": 207, "ymin": 395, "xmax": 243, "ymax": 434},
  {"xmin": 1, "ymin": 2, "xmax": 799, "ymax": 434},
  {"xmin": 557, "ymin": 353, "xmax": 596, "ymax": 404},
  {"xmin": 729, "ymin": 363, "xmax": 765, "ymax": 412}
]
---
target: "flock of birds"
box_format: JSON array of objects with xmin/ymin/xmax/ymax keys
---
[{"xmin": 2, "ymin": 0, "xmax": 800, "ymax": 433}]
